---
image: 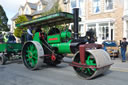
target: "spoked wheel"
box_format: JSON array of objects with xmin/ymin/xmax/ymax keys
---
[
  {"xmin": 22, "ymin": 41, "xmax": 44, "ymax": 70},
  {"xmin": 0, "ymin": 54, "xmax": 7, "ymax": 65},
  {"xmin": 73, "ymin": 51, "xmax": 97, "ymax": 79}
]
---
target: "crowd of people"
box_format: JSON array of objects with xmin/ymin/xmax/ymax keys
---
[{"xmin": 0, "ymin": 32, "xmax": 16, "ymax": 43}]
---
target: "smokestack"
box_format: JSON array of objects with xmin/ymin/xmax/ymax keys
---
[{"xmin": 73, "ymin": 8, "xmax": 79, "ymax": 40}]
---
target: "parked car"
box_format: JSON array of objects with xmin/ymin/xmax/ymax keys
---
[{"xmin": 102, "ymin": 41, "xmax": 119, "ymax": 58}]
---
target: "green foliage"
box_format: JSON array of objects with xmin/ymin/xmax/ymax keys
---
[
  {"xmin": 14, "ymin": 28, "xmax": 22, "ymax": 38},
  {"xmin": 42, "ymin": 24, "xmax": 67, "ymax": 34},
  {"xmin": 0, "ymin": 5, "xmax": 9, "ymax": 31},
  {"xmin": 15, "ymin": 15, "xmax": 28, "ymax": 25},
  {"xmin": 41, "ymin": 1, "xmax": 62, "ymax": 16},
  {"xmin": 14, "ymin": 15, "xmax": 28, "ymax": 38},
  {"xmin": 55, "ymin": 25, "xmax": 66, "ymax": 31}
]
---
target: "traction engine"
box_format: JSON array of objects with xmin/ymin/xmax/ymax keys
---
[{"xmin": 21, "ymin": 8, "xmax": 113, "ymax": 79}]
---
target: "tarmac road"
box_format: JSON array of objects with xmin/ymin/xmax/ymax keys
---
[{"xmin": 0, "ymin": 57, "xmax": 128, "ymax": 85}]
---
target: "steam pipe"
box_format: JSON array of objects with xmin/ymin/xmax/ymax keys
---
[{"xmin": 73, "ymin": 8, "xmax": 79, "ymax": 40}]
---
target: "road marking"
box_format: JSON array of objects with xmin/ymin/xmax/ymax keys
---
[{"xmin": 110, "ymin": 67, "xmax": 128, "ymax": 72}]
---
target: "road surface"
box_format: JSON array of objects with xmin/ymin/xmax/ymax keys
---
[{"xmin": 0, "ymin": 58, "xmax": 128, "ymax": 85}]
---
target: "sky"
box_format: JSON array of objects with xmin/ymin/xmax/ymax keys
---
[{"xmin": 0, "ymin": 0, "xmax": 39, "ymax": 25}]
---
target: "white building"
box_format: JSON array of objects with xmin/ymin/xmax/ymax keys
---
[{"xmin": 123, "ymin": 0, "xmax": 128, "ymax": 38}]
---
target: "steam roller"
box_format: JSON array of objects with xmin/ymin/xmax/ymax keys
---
[{"xmin": 16, "ymin": 8, "xmax": 113, "ymax": 79}]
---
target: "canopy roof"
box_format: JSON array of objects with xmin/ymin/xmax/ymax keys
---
[{"xmin": 16, "ymin": 12, "xmax": 81, "ymax": 27}]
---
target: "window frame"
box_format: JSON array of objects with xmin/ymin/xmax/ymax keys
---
[
  {"xmin": 104, "ymin": 0, "xmax": 114, "ymax": 12},
  {"xmin": 38, "ymin": 3, "xmax": 42, "ymax": 11},
  {"xmin": 99, "ymin": 25, "xmax": 109, "ymax": 40},
  {"xmin": 24, "ymin": 5, "xmax": 31, "ymax": 15},
  {"xmin": 25, "ymin": 7, "xmax": 29, "ymax": 14},
  {"xmin": 92, "ymin": 0, "xmax": 101, "ymax": 14},
  {"xmin": 70, "ymin": 0, "xmax": 85, "ymax": 17}
]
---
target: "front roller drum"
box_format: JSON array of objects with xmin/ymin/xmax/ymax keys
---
[
  {"xmin": 22, "ymin": 41, "xmax": 44, "ymax": 70},
  {"xmin": 72, "ymin": 49, "xmax": 113, "ymax": 79}
]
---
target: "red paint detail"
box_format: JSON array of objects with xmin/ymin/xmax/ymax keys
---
[
  {"xmin": 79, "ymin": 45, "xmax": 86, "ymax": 64},
  {"xmin": 51, "ymin": 53, "xmax": 56, "ymax": 61},
  {"xmin": 71, "ymin": 44, "xmax": 103, "ymax": 67},
  {"xmin": 79, "ymin": 44, "xmax": 102, "ymax": 64},
  {"xmin": 39, "ymin": 32, "xmax": 44, "ymax": 40},
  {"xmin": 70, "ymin": 61, "xmax": 113, "ymax": 69},
  {"xmin": 49, "ymin": 38, "xmax": 58, "ymax": 41},
  {"xmin": 70, "ymin": 61, "xmax": 96, "ymax": 69}
]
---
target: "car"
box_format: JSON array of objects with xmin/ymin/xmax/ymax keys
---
[{"xmin": 102, "ymin": 40, "xmax": 119, "ymax": 58}]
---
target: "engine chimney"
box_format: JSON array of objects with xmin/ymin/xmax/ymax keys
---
[{"xmin": 73, "ymin": 8, "xmax": 79, "ymax": 40}]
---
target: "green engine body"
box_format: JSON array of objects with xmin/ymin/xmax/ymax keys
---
[{"xmin": 33, "ymin": 29, "xmax": 72, "ymax": 54}]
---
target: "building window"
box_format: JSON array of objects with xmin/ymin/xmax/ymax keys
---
[
  {"xmin": 70, "ymin": 0, "xmax": 85, "ymax": 16},
  {"xmin": 87, "ymin": 23, "xmax": 113, "ymax": 43},
  {"xmin": 125, "ymin": 21, "xmax": 128, "ymax": 39},
  {"xmin": 71, "ymin": 24, "xmax": 84, "ymax": 37},
  {"xmin": 87, "ymin": 25, "xmax": 96, "ymax": 36},
  {"xmin": 38, "ymin": 3, "xmax": 42, "ymax": 11},
  {"xmin": 79, "ymin": 0, "xmax": 85, "ymax": 16},
  {"xmin": 92, "ymin": 0, "xmax": 101, "ymax": 14},
  {"xmin": 99, "ymin": 25, "xmax": 109, "ymax": 40},
  {"xmin": 79, "ymin": 24, "xmax": 85, "ymax": 36},
  {"xmin": 105, "ymin": 0, "xmax": 113, "ymax": 10},
  {"xmin": 25, "ymin": 7, "xmax": 29, "ymax": 14}
]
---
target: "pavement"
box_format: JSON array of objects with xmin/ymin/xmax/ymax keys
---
[{"xmin": 110, "ymin": 57, "xmax": 128, "ymax": 72}]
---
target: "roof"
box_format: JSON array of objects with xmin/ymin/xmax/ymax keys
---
[
  {"xmin": 20, "ymin": 6, "xmax": 24, "ymax": 9},
  {"xmin": 11, "ymin": 13, "xmax": 19, "ymax": 20},
  {"xmin": 27, "ymin": 2, "xmax": 37, "ymax": 10},
  {"xmin": 32, "ymin": 0, "xmax": 57, "ymax": 15},
  {"xmin": 12, "ymin": 0, "xmax": 58, "ymax": 21},
  {"xmin": 18, "ymin": 6, "xmax": 24, "ymax": 11},
  {"xmin": 39, "ymin": 0, "xmax": 47, "ymax": 5},
  {"xmin": 16, "ymin": 12, "xmax": 81, "ymax": 27},
  {"xmin": 12, "ymin": 2, "xmax": 37, "ymax": 20}
]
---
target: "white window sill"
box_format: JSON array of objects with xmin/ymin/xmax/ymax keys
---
[
  {"xmin": 104, "ymin": 9, "xmax": 115, "ymax": 13},
  {"xmin": 92, "ymin": 12, "xmax": 101, "ymax": 15}
]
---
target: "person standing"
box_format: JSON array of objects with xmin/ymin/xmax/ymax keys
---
[
  {"xmin": 120, "ymin": 38, "xmax": 128, "ymax": 62},
  {"xmin": 35, "ymin": 25, "xmax": 42, "ymax": 33},
  {"xmin": 27, "ymin": 26, "xmax": 33, "ymax": 41},
  {"xmin": 21, "ymin": 30, "xmax": 27, "ymax": 44},
  {"xmin": 7, "ymin": 33, "xmax": 16, "ymax": 43},
  {"xmin": 4, "ymin": 33, "xmax": 8, "ymax": 43}
]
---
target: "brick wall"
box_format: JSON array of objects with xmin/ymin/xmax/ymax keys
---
[{"xmin": 86, "ymin": 0, "xmax": 123, "ymax": 43}]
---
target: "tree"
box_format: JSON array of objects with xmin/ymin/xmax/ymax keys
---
[
  {"xmin": 15, "ymin": 15, "xmax": 28, "ymax": 25},
  {"xmin": 14, "ymin": 15, "xmax": 28, "ymax": 38},
  {"xmin": 0, "ymin": 5, "xmax": 9, "ymax": 31}
]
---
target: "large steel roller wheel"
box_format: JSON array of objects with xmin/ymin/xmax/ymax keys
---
[
  {"xmin": 73, "ymin": 51, "xmax": 97, "ymax": 79},
  {"xmin": 22, "ymin": 41, "xmax": 44, "ymax": 70},
  {"xmin": 73, "ymin": 49, "xmax": 112, "ymax": 79}
]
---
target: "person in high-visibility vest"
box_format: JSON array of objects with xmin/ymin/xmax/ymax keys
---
[
  {"xmin": 4, "ymin": 34, "xmax": 8, "ymax": 43},
  {"xmin": 27, "ymin": 26, "xmax": 33, "ymax": 41}
]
